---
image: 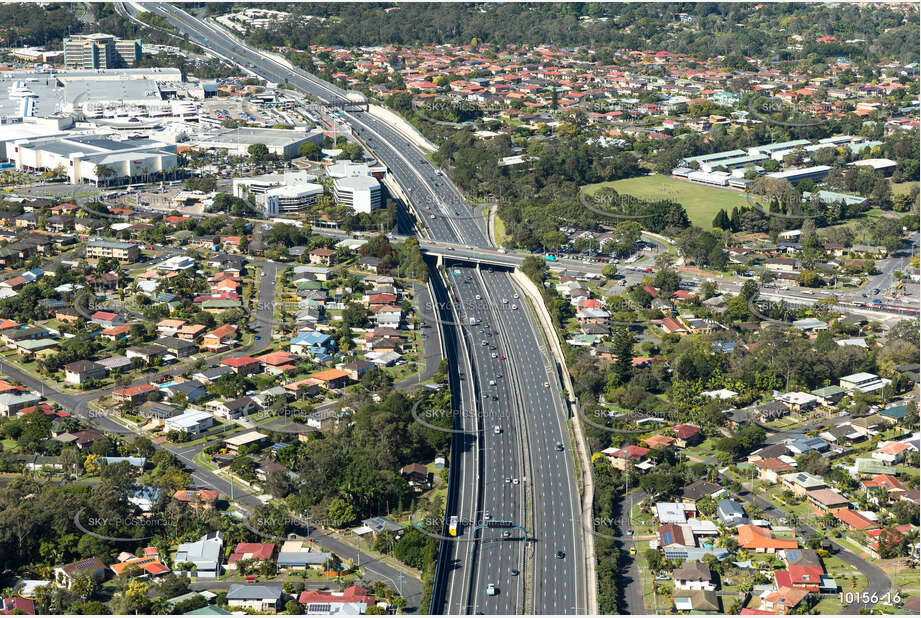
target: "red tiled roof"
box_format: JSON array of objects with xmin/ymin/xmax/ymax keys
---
[
  {"xmin": 221, "ymin": 356, "xmax": 259, "ymax": 368},
  {"xmin": 298, "ymin": 585, "xmax": 375, "ymax": 606},
  {"xmin": 228, "ymin": 542, "xmax": 276, "ymax": 564},
  {"xmin": 789, "ymin": 565, "xmax": 824, "ymax": 585},
  {"xmin": 833, "ymin": 509, "xmax": 874, "ymax": 530},
  {"xmin": 673, "ymin": 424, "xmax": 700, "ymax": 440},
  {"xmin": 114, "ymin": 383, "xmax": 157, "ymax": 398}
]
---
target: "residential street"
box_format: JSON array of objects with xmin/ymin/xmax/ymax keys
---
[
  {"xmin": 1, "ymin": 255, "xmax": 425, "ymax": 611},
  {"xmin": 730, "ymin": 481, "xmax": 891, "ymax": 615}
]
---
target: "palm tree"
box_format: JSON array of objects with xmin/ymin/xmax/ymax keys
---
[{"xmin": 94, "ymin": 163, "xmax": 116, "ymax": 187}]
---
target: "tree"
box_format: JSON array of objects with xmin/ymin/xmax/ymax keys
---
[
  {"xmin": 248, "ymin": 143, "xmax": 270, "ymax": 163},
  {"xmin": 71, "ymin": 574, "xmax": 98, "ymax": 603},
  {"xmin": 94, "ymin": 163, "xmax": 116, "ymax": 187},
  {"xmin": 285, "ymin": 600, "xmax": 302, "ymax": 614},
  {"xmin": 327, "ymin": 497, "xmax": 359, "ymax": 527},
  {"xmin": 652, "ymin": 269, "xmax": 681, "ymax": 296},
  {"xmin": 712, "ymin": 209, "xmax": 731, "ymax": 230},
  {"xmin": 297, "ymin": 141, "xmax": 321, "ymax": 160},
  {"xmin": 608, "ymin": 327, "xmax": 635, "ymax": 387},
  {"xmin": 601, "ymin": 262, "xmax": 618, "ymax": 280}
]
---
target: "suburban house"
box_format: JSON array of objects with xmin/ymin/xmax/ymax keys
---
[
  {"xmin": 781, "ymin": 472, "xmax": 827, "ymax": 497},
  {"xmin": 681, "ymin": 480, "xmax": 727, "ymax": 504},
  {"xmin": 736, "ymin": 524, "xmax": 798, "ymax": 553},
  {"xmin": 672, "ymin": 561, "xmax": 714, "ymax": 591},
  {"xmin": 672, "ymin": 424, "xmax": 702, "ymax": 447},
  {"xmin": 298, "ymin": 586, "xmax": 377, "ymax": 615},
  {"xmin": 833, "ymin": 509, "xmax": 875, "ymax": 531},
  {"xmin": 400, "ymin": 462, "xmax": 431, "ymax": 491},
  {"xmin": 672, "ymin": 589, "xmax": 720, "ymax": 613},
  {"xmin": 201, "ymin": 324, "xmax": 238, "ymax": 352},
  {"xmin": 159, "ymin": 380, "xmax": 207, "ymax": 403},
  {"xmin": 54, "ymin": 557, "xmax": 108, "ymax": 588},
  {"xmin": 601, "ymin": 445, "xmax": 651, "ymax": 471},
  {"xmin": 175, "ymin": 531, "xmax": 224, "ymax": 578},
  {"xmin": 716, "ymin": 498, "xmax": 749, "ymax": 527},
  {"xmin": 208, "ymin": 396, "xmax": 259, "ymax": 420},
  {"xmin": 756, "ymin": 457, "xmax": 796, "ymax": 484},
  {"xmin": 277, "ymin": 540, "xmax": 331, "ymax": 571},
  {"xmin": 110, "ymin": 553, "xmax": 170, "ymax": 580},
  {"xmin": 113, "ymin": 383, "xmax": 158, "ymax": 406},
  {"xmin": 225, "ymin": 584, "xmax": 283, "ymax": 613},
  {"xmin": 805, "ymin": 488, "xmax": 850, "ymax": 513},
  {"xmin": 227, "ymin": 543, "xmax": 277, "ymax": 570},
  {"xmin": 164, "ymin": 410, "xmax": 214, "ymax": 435},
  {"xmin": 63, "ymin": 360, "xmax": 107, "ymax": 385},
  {"xmin": 173, "ymin": 489, "xmax": 220, "ymax": 508},
  {"xmin": 309, "ymin": 368, "xmax": 350, "ymax": 390},
  {"xmin": 760, "ymin": 586, "xmax": 808, "ymax": 614},
  {"xmin": 220, "ymin": 356, "xmax": 262, "ymax": 376}
]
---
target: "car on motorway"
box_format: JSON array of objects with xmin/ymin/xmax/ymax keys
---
[
  {"xmin": 484, "ymin": 511, "xmax": 492, "ymax": 520},
  {"xmin": 499, "ymin": 354, "xmax": 506, "ymax": 360},
  {"xmin": 493, "ymin": 426, "xmax": 501, "ymax": 435},
  {"xmin": 511, "ymin": 304, "xmax": 518, "ymax": 310},
  {"xmin": 481, "ymin": 340, "xmax": 488, "ymax": 346},
  {"xmin": 505, "ymin": 476, "xmax": 511, "ymax": 483},
  {"xmin": 513, "ymin": 293, "xmax": 519, "ymax": 299},
  {"xmin": 475, "ymin": 294, "xmax": 482, "ymax": 300},
  {"xmin": 510, "ymin": 568, "xmax": 519, "ymax": 576},
  {"xmin": 556, "ymin": 550, "xmax": 565, "ymax": 559},
  {"xmin": 512, "ymin": 478, "xmax": 519, "ymax": 485},
  {"xmin": 502, "ymin": 298, "xmax": 508, "ymax": 304},
  {"xmin": 544, "ymin": 382, "xmax": 550, "ymax": 388},
  {"xmin": 491, "ymin": 352, "xmax": 498, "ymax": 358},
  {"xmin": 556, "ymin": 442, "xmax": 564, "ymax": 451},
  {"xmin": 486, "ymin": 583, "xmax": 497, "ymax": 596}
]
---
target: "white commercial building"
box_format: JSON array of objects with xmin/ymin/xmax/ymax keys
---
[
  {"xmin": 329, "ymin": 162, "xmax": 383, "ymax": 215},
  {"xmin": 326, "ymin": 160, "xmax": 386, "ymax": 179},
  {"xmin": 10, "ymin": 133, "xmax": 177, "ymax": 185},
  {"xmin": 264, "ymin": 182, "xmax": 324, "ymax": 216},
  {"xmin": 232, "ymin": 170, "xmax": 324, "ymax": 216},
  {"xmin": 333, "ymin": 175, "xmax": 381, "ymax": 214}
]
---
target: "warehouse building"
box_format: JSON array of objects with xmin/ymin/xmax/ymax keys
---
[{"xmin": 194, "ymin": 127, "xmax": 323, "ymax": 157}]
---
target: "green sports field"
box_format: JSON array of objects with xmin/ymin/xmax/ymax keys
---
[{"xmin": 583, "ymin": 173, "xmax": 752, "ymax": 229}]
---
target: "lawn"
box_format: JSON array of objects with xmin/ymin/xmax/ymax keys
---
[
  {"xmin": 494, "ymin": 211, "xmax": 508, "ymax": 246},
  {"xmin": 891, "ymin": 180, "xmax": 919, "ymax": 196},
  {"xmin": 583, "ymin": 174, "xmax": 752, "ymax": 229}
]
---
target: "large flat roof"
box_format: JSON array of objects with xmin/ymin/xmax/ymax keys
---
[
  {"xmin": 64, "ymin": 78, "xmax": 163, "ymax": 105},
  {"xmin": 206, "ymin": 127, "xmax": 320, "ymax": 147}
]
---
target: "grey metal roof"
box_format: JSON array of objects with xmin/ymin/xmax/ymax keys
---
[{"xmin": 226, "ymin": 583, "xmax": 283, "ymax": 601}]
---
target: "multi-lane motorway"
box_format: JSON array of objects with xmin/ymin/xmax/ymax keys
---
[{"xmin": 128, "ymin": 2, "xmax": 588, "ymax": 615}]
